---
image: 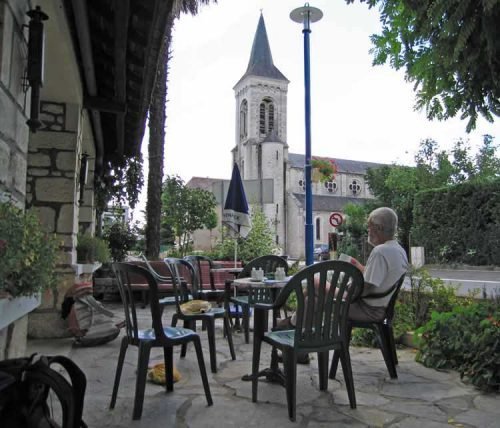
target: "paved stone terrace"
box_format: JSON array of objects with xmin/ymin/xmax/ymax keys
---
[{"xmin": 27, "ymin": 303, "xmax": 498, "ymax": 428}]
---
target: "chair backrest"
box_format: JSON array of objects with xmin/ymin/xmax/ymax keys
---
[
  {"xmin": 381, "ymin": 274, "xmax": 406, "ymax": 323},
  {"xmin": 183, "ymin": 255, "xmax": 216, "ymax": 291},
  {"xmin": 238, "ymin": 255, "xmax": 289, "ymax": 279},
  {"xmin": 273, "ymin": 261, "xmax": 364, "ymax": 352},
  {"xmin": 112, "ymin": 262, "xmax": 170, "ymax": 344},
  {"xmin": 164, "ymin": 257, "xmax": 197, "ymax": 304}
]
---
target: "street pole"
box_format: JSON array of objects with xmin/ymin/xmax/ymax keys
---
[{"xmin": 290, "ymin": 3, "xmax": 323, "ymax": 266}]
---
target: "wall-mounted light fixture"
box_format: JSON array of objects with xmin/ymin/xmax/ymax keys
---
[
  {"xmin": 78, "ymin": 153, "xmax": 89, "ymax": 205},
  {"xmin": 25, "ymin": 6, "xmax": 49, "ymax": 133}
]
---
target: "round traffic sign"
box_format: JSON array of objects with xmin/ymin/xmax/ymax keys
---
[{"xmin": 329, "ymin": 212, "xmax": 343, "ymax": 228}]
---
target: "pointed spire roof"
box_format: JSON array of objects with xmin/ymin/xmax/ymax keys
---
[{"xmin": 235, "ymin": 14, "xmax": 288, "ymax": 86}]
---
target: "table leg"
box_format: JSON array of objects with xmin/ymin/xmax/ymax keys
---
[{"xmin": 241, "ymin": 306, "xmax": 285, "ymax": 386}]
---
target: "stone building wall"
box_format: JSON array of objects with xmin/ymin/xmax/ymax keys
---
[{"xmin": 0, "ymin": 0, "xmax": 33, "ymax": 359}]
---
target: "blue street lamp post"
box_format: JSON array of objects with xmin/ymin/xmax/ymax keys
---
[{"xmin": 290, "ymin": 3, "xmax": 323, "ymax": 266}]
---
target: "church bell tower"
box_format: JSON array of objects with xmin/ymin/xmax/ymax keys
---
[{"xmin": 232, "ymin": 13, "xmax": 289, "ymax": 248}]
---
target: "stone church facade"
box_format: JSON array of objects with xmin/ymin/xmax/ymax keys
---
[{"xmin": 189, "ymin": 14, "xmax": 385, "ymax": 259}]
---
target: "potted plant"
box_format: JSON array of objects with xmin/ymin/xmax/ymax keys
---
[
  {"xmin": 0, "ymin": 201, "xmax": 60, "ymax": 329},
  {"xmin": 75, "ymin": 233, "xmax": 110, "ymax": 275},
  {"xmin": 311, "ymin": 158, "xmax": 337, "ymax": 182}
]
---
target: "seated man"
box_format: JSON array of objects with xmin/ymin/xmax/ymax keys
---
[{"xmin": 276, "ymin": 207, "xmax": 408, "ymax": 363}]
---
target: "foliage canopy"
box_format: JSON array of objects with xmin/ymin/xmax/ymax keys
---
[
  {"xmin": 348, "ymin": 0, "xmax": 500, "ymax": 131},
  {"xmin": 161, "ymin": 175, "xmax": 217, "ymax": 256}
]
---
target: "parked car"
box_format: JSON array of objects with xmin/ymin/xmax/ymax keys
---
[{"xmin": 314, "ymin": 244, "xmax": 330, "ymax": 261}]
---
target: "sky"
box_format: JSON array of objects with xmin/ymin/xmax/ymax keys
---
[{"xmin": 135, "ymin": 0, "xmax": 500, "ymax": 218}]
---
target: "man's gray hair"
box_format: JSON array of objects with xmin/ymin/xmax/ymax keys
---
[{"xmin": 368, "ymin": 207, "xmax": 398, "ymax": 239}]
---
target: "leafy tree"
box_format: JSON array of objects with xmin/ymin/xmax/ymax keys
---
[
  {"xmin": 212, "ymin": 207, "xmax": 277, "ymax": 263},
  {"xmin": 367, "ymin": 135, "xmax": 500, "ymax": 252},
  {"xmin": 337, "ymin": 203, "xmax": 371, "ymax": 261},
  {"xmin": 145, "ymin": 0, "xmax": 217, "ymax": 259},
  {"xmin": 161, "ymin": 175, "xmax": 217, "ymax": 256},
  {"xmin": 348, "ymin": 0, "xmax": 500, "ymax": 131}
]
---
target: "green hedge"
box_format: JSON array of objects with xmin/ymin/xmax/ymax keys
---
[{"xmin": 412, "ymin": 179, "xmax": 500, "ymax": 265}]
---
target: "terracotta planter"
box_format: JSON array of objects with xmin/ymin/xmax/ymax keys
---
[{"xmin": 400, "ymin": 331, "xmax": 421, "ymax": 349}]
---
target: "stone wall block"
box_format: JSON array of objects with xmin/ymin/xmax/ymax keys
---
[
  {"xmin": 57, "ymin": 203, "xmax": 77, "ymax": 234},
  {"xmin": 31, "ymin": 205, "xmax": 56, "ymax": 233},
  {"xmin": 56, "ymin": 151, "xmax": 77, "ymax": 171},
  {"xmin": 0, "ymin": 3, "xmax": 14, "ymax": 86},
  {"xmin": 65, "ymin": 103, "xmax": 81, "ymax": 132},
  {"xmin": 29, "ymin": 152, "xmax": 51, "ymax": 167},
  {"xmin": 29, "ymin": 168, "xmax": 50, "ymax": 177},
  {"xmin": 12, "ymin": 151, "xmax": 27, "ymax": 195},
  {"xmin": 0, "ymin": 140, "xmax": 10, "ymax": 184},
  {"xmin": 28, "ymin": 311, "xmax": 72, "ymax": 339},
  {"xmin": 35, "ymin": 177, "xmax": 74, "ymax": 202},
  {"xmin": 0, "ymin": 92, "xmax": 29, "ymax": 146},
  {"xmin": 10, "ymin": 28, "xmax": 27, "ymax": 106},
  {"xmin": 32, "ymin": 131, "xmax": 77, "ymax": 150}
]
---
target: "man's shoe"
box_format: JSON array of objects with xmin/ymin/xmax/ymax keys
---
[{"xmin": 276, "ymin": 352, "xmax": 310, "ymax": 364}]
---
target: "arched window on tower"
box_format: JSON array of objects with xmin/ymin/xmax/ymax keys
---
[
  {"xmin": 240, "ymin": 99, "xmax": 248, "ymax": 141},
  {"xmin": 259, "ymin": 98, "xmax": 275, "ymax": 136}
]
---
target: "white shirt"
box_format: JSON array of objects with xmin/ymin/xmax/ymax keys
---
[{"xmin": 363, "ymin": 240, "xmax": 408, "ymax": 307}]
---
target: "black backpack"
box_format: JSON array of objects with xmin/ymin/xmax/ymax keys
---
[{"xmin": 0, "ymin": 354, "xmax": 87, "ymax": 428}]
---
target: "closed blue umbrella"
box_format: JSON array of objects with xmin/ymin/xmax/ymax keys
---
[{"xmin": 223, "ymin": 164, "xmax": 251, "ymax": 265}]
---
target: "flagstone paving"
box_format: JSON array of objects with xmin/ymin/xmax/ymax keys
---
[{"xmin": 28, "ymin": 303, "xmax": 499, "ymax": 427}]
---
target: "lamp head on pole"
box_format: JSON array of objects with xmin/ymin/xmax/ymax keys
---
[{"xmin": 290, "ymin": 3, "xmax": 323, "ymax": 30}]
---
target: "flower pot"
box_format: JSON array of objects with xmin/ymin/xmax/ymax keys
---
[
  {"xmin": 72, "ymin": 262, "xmax": 102, "ymax": 276},
  {"xmin": 0, "ymin": 293, "xmax": 41, "ymax": 330},
  {"xmin": 400, "ymin": 331, "xmax": 421, "ymax": 349},
  {"xmin": 312, "ymin": 168, "xmax": 322, "ymax": 183}
]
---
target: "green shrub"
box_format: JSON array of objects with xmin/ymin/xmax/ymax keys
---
[
  {"xmin": 76, "ymin": 233, "xmax": 110, "ymax": 264},
  {"xmin": 103, "ymin": 222, "xmax": 137, "ymax": 262},
  {"xmin": 416, "ymin": 301, "xmax": 500, "ymax": 392},
  {"xmin": 0, "ymin": 202, "xmax": 60, "ymax": 297}
]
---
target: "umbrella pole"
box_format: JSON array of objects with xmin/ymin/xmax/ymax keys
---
[{"xmin": 234, "ymin": 239, "xmax": 237, "ymax": 268}]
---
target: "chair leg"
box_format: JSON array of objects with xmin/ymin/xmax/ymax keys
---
[
  {"xmin": 163, "ymin": 346, "xmax": 174, "ymax": 392},
  {"xmin": 132, "ymin": 341, "xmax": 152, "ymax": 420},
  {"xmin": 110, "ymin": 337, "xmax": 128, "ymax": 409},
  {"xmin": 223, "ymin": 314, "xmax": 236, "ymax": 360},
  {"xmin": 242, "ymin": 304, "xmax": 250, "ymax": 344},
  {"xmin": 330, "ymin": 324, "xmax": 352, "ymax": 379},
  {"xmin": 387, "ymin": 324, "xmax": 398, "ymax": 365},
  {"xmin": 318, "ymin": 351, "xmax": 329, "ymax": 391},
  {"xmin": 192, "ymin": 335, "xmax": 213, "ymax": 406},
  {"xmin": 377, "ymin": 324, "xmax": 398, "ymax": 379},
  {"xmin": 180, "ymin": 319, "xmax": 191, "ymax": 358},
  {"xmin": 329, "ymin": 350, "xmax": 340, "ymax": 379},
  {"xmin": 251, "ymin": 312, "xmax": 266, "ymax": 403},
  {"xmin": 282, "ymin": 349, "xmax": 297, "ymax": 422},
  {"xmin": 339, "ymin": 346, "xmax": 356, "ymax": 409},
  {"xmin": 205, "ymin": 317, "xmax": 218, "ymax": 373}
]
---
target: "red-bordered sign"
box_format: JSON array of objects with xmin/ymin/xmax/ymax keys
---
[{"xmin": 329, "ymin": 212, "xmax": 343, "ymax": 228}]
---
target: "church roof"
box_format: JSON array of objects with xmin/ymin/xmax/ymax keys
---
[
  {"xmin": 288, "ymin": 153, "xmax": 386, "ymax": 174},
  {"xmin": 292, "ymin": 193, "xmax": 371, "ymax": 212},
  {"xmin": 234, "ymin": 14, "xmax": 289, "ymax": 86}
]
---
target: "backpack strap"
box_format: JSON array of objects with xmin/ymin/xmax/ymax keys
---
[
  {"xmin": 25, "ymin": 356, "xmax": 76, "ymax": 428},
  {"xmin": 48, "ymin": 356, "xmax": 88, "ymax": 428}
]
